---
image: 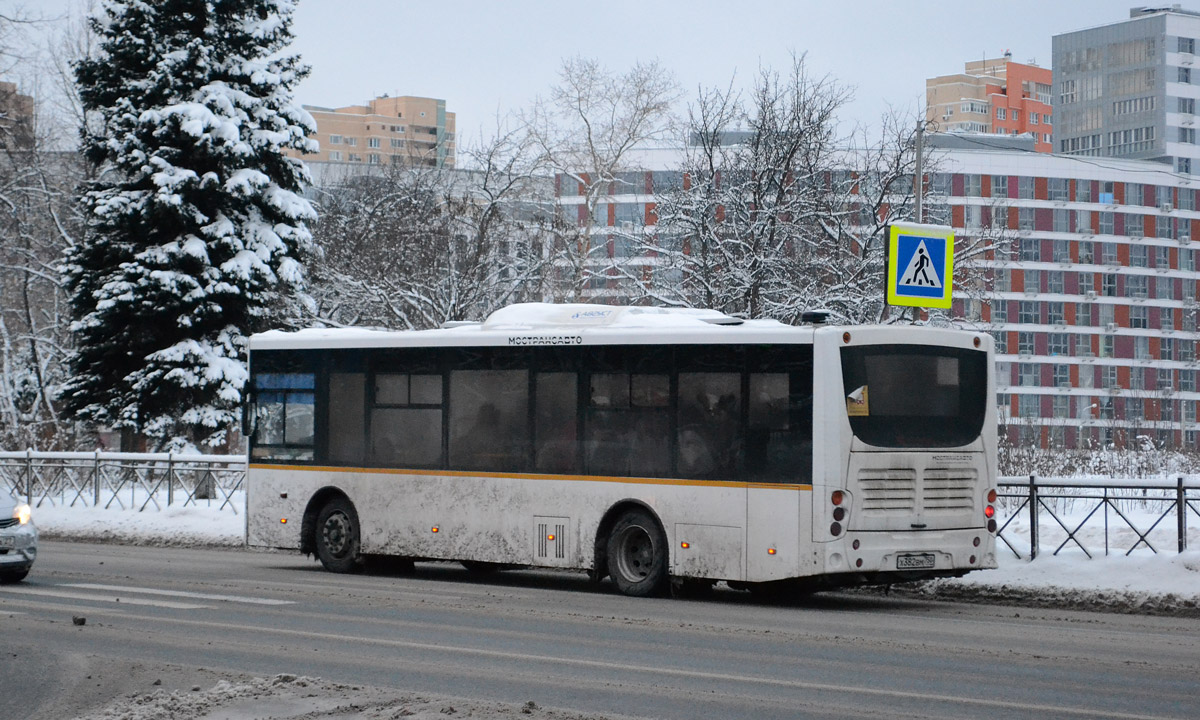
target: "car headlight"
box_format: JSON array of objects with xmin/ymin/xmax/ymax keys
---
[{"xmin": 13, "ymin": 503, "xmax": 31, "ymax": 525}]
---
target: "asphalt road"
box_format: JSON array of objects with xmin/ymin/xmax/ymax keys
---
[{"xmin": 1, "ymin": 540, "xmax": 1197, "ymax": 720}]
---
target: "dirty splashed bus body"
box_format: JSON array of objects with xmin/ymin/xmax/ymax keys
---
[{"xmin": 245, "ymin": 303, "xmax": 997, "ymax": 597}]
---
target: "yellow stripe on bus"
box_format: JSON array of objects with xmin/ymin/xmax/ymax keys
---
[{"xmin": 248, "ymin": 463, "xmax": 812, "ymax": 491}]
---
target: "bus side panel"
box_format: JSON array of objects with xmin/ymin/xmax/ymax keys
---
[
  {"xmin": 247, "ymin": 467, "xmax": 344, "ymax": 549},
  {"xmin": 745, "ymin": 486, "xmax": 812, "ymax": 582}
]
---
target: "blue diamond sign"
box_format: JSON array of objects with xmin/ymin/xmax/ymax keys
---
[{"xmin": 886, "ymin": 222, "xmax": 955, "ymax": 309}]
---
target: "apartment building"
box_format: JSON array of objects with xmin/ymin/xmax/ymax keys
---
[
  {"xmin": 926, "ymin": 53, "xmax": 1054, "ymax": 152},
  {"xmin": 932, "ymin": 143, "xmax": 1200, "ymax": 450},
  {"xmin": 0, "ymin": 80, "xmax": 35, "ymax": 149},
  {"xmin": 1053, "ymin": 5, "xmax": 1200, "ymax": 171},
  {"xmin": 293, "ymin": 94, "xmax": 455, "ymax": 169}
]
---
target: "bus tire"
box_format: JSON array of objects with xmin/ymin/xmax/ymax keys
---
[
  {"xmin": 315, "ymin": 496, "xmax": 364, "ymax": 574},
  {"xmin": 606, "ymin": 509, "xmax": 668, "ymax": 597}
]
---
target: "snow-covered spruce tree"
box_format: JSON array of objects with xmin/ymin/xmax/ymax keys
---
[{"xmin": 63, "ymin": 0, "xmax": 316, "ymax": 449}]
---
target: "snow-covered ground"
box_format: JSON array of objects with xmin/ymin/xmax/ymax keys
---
[{"xmin": 26, "ymin": 494, "xmax": 1200, "ymax": 615}]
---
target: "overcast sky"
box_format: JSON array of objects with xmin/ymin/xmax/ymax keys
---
[{"xmin": 25, "ymin": 0, "xmax": 1167, "ymax": 141}]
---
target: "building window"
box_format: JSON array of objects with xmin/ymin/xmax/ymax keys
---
[
  {"xmin": 991, "ymin": 175, "xmax": 1008, "ymax": 198},
  {"xmin": 1163, "ymin": 336, "xmax": 1176, "ymax": 360},
  {"xmin": 368, "ymin": 137, "xmax": 381, "ymax": 148},
  {"xmin": 1159, "ymin": 216, "xmax": 1177, "ymax": 239},
  {"xmin": 1155, "ymin": 245, "xmax": 1171, "ymax": 269},
  {"xmin": 997, "ymin": 107, "xmax": 1007, "ymax": 120},
  {"xmin": 1019, "ymin": 363, "xmax": 1039, "ymax": 386},
  {"xmin": 1044, "ymin": 113, "xmax": 1052, "ymax": 124},
  {"xmin": 964, "ymin": 174, "xmax": 982, "ymax": 197},
  {"xmin": 1079, "ymin": 273, "xmax": 1095, "ymax": 294},
  {"xmin": 1053, "ymin": 364, "xmax": 1070, "ymax": 386},
  {"xmin": 1018, "ymin": 331, "xmax": 1035, "ymax": 354},
  {"xmin": 1025, "ymin": 269, "xmax": 1041, "ymax": 292},
  {"xmin": 345, "ymin": 137, "xmax": 357, "ymax": 146},
  {"xmin": 1048, "ymin": 332, "xmax": 1069, "ymax": 355},
  {"xmin": 1180, "ymin": 67, "xmax": 1192, "ymax": 84},
  {"xmin": 993, "ymin": 301, "xmax": 1008, "ymax": 323},
  {"xmin": 1048, "ymin": 271, "xmax": 1064, "ymax": 294},
  {"xmin": 1180, "ymin": 37, "xmax": 1196, "ymax": 54},
  {"xmin": 1183, "ymin": 248, "xmax": 1195, "ymax": 271},
  {"xmin": 1131, "ymin": 306, "xmax": 1148, "ymax": 328},
  {"xmin": 1101, "ymin": 242, "xmax": 1117, "ymax": 265},
  {"xmin": 1127, "ymin": 275, "xmax": 1149, "ymax": 298},
  {"xmin": 1180, "ymin": 127, "xmax": 1196, "ymax": 144},
  {"xmin": 1031, "ymin": 113, "xmax": 1039, "ymax": 125},
  {"xmin": 1018, "ymin": 207, "xmax": 1035, "ymax": 230},
  {"xmin": 1079, "ymin": 241, "xmax": 1095, "ymax": 264},
  {"xmin": 992, "ymin": 331, "xmax": 1007, "ymax": 353},
  {"xmin": 1018, "ymin": 394, "xmax": 1039, "ymax": 418},
  {"xmin": 328, "ymin": 151, "xmax": 342, "ymax": 161},
  {"xmin": 994, "ymin": 268, "xmax": 1010, "ymax": 292},
  {"xmin": 1163, "ymin": 307, "xmax": 1176, "ymax": 331},
  {"xmin": 1159, "ymin": 275, "xmax": 1174, "ymax": 299},
  {"xmin": 1100, "ymin": 304, "xmax": 1116, "ymax": 326},
  {"xmin": 1127, "ymin": 213, "xmax": 1144, "ymax": 237},
  {"xmin": 1103, "ymin": 365, "xmax": 1118, "ymax": 388},
  {"xmin": 1136, "ymin": 336, "xmax": 1151, "ymax": 359},
  {"xmin": 329, "ymin": 134, "xmax": 342, "ymax": 144},
  {"xmin": 1053, "ymin": 240, "xmax": 1069, "ymax": 263},
  {"xmin": 368, "ymin": 153, "xmax": 381, "ymax": 164},
  {"xmin": 1019, "ymin": 302, "xmax": 1039, "ymax": 324},
  {"xmin": 1131, "ymin": 245, "xmax": 1148, "ymax": 267},
  {"xmin": 1077, "ymin": 302, "xmax": 1093, "ymax": 324},
  {"xmin": 1053, "ymin": 209, "xmax": 1070, "ymax": 232},
  {"xmin": 1049, "ymin": 178, "xmax": 1069, "ymax": 201},
  {"xmin": 1076, "ymin": 334, "xmax": 1093, "ymax": 356},
  {"xmin": 1180, "ymin": 189, "xmax": 1195, "ymax": 211},
  {"xmin": 1099, "ymin": 212, "xmax": 1114, "ymax": 234},
  {"xmin": 1103, "ymin": 273, "xmax": 1118, "ymax": 296},
  {"xmin": 1182, "ymin": 370, "xmax": 1196, "ymax": 393},
  {"xmin": 1048, "ymin": 303, "xmax": 1066, "ymax": 325},
  {"xmin": 1020, "ymin": 236, "xmax": 1040, "ymax": 261}
]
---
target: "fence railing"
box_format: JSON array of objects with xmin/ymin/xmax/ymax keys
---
[
  {"xmin": 2, "ymin": 453, "xmax": 1198, "ymax": 557},
  {"xmin": 997, "ymin": 475, "xmax": 1200, "ymax": 559},
  {"xmin": 0, "ymin": 451, "xmax": 246, "ymax": 514}
]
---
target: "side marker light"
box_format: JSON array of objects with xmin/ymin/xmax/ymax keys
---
[
  {"xmin": 768, "ymin": 548, "xmax": 777, "ymax": 555},
  {"xmin": 431, "ymin": 526, "xmax": 439, "ymax": 533},
  {"xmin": 681, "ymin": 541, "xmax": 690, "ymax": 549},
  {"xmin": 280, "ymin": 518, "xmax": 287, "ymax": 524},
  {"xmin": 547, "ymin": 534, "xmax": 555, "ymax": 542}
]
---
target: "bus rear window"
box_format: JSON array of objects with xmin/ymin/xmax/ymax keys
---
[{"xmin": 840, "ymin": 345, "xmax": 987, "ymax": 448}]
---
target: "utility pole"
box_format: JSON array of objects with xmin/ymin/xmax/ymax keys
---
[{"xmin": 912, "ymin": 119, "xmax": 925, "ymax": 224}]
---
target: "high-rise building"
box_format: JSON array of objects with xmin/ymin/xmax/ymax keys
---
[
  {"xmin": 290, "ymin": 94, "xmax": 456, "ymax": 170},
  {"xmin": 928, "ymin": 140, "xmax": 1200, "ymax": 450},
  {"xmin": 0, "ymin": 80, "xmax": 35, "ymax": 150},
  {"xmin": 926, "ymin": 53, "xmax": 1054, "ymax": 151},
  {"xmin": 1053, "ymin": 5, "xmax": 1200, "ymax": 171}
]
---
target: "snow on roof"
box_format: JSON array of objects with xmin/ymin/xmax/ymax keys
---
[{"xmin": 249, "ymin": 303, "xmax": 802, "ymax": 350}]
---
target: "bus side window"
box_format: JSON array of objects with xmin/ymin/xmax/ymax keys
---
[
  {"xmin": 328, "ymin": 373, "xmax": 365, "ymax": 464},
  {"xmin": 748, "ymin": 371, "xmax": 811, "ymax": 483},
  {"xmin": 250, "ymin": 372, "xmax": 315, "ymax": 461},
  {"xmin": 370, "ymin": 373, "xmax": 444, "ymax": 468},
  {"xmin": 535, "ymin": 372, "xmax": 578, "ymax": 473},
  {"xmin": 449, "ymin": 369, "xmax": 529, "ymax": 472},
  {"xmin": 677, "ymin": 372, "xmax": 741, "ymax": 478}
]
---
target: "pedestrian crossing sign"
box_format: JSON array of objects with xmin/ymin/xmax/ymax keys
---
[{"xmin": 886, "ymin": 222, "xmax": 955, "ymax": 309}]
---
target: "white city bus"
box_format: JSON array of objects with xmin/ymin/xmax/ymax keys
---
[{"xmin": 245, "ymin": 303, "xmax": 997, "ymax": 597}]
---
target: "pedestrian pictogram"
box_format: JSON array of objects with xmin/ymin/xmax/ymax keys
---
[{"xmin": 886, "ymin": 223, "xmax": 954, "ymax": 309}]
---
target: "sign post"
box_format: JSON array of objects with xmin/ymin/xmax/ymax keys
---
[{"xmin": 885, "ymin": 222, "xmax": 955, "ymax": 310}]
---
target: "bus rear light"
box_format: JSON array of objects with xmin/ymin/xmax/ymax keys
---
[
  {"xmin": 852, "ymin": 539, "xmax": 860, "ymax": 550},
  {"xmin": 973, "ymin": 536, "xmax": 980, "ymax": 547},
  {"xmin": 987, "ymin": 519, "xmax": 997, "ymax": 534},
  {"xmin": 832, "ymin": 507, "xmax": 846, "ymax": 521},
  {"xmin": 984, "ymin": 505, "xmax": 995, "ymax": 519},
  {"xmin": 855, "ymin": 558, "xmax": 862, "ymax": 568},
  {"xmin": 973, "ymin": 336, "xmax": 981, "ymax": 348},
  {"xmin": 969, "ymin": 555, "xmax": 977, "ymax": 564},
  {"xmin": 987, "ymin": 489, "xmax": 997, "ymax": 503},
  {"xmin": 830, "ymin": 522, "xmax": 842, "ymax": 536},
  {"xmin": 843, "ymin": 332, "xmax": 851, "ymax": 344},
  {"xmin": 831, "ymin": 490, "xmax": 844, "ymax": 506}
]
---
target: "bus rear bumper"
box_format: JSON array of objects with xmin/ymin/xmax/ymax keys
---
[{"xmin": 825, "ymin": 528, "xmax": 996, "ymax": 579}]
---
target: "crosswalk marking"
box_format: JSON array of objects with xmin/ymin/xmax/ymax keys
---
[
  {"xmin": 63, "ymin": 583, "xmax": 295, "ymax": 605},
  {"xmin": 0, "ymin": 586, "xmax": 209, "ymax": 609}
]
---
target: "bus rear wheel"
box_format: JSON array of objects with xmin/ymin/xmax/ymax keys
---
[
  {"xmin": 315, "ymin": 496, "xmax": 364, "ymax": 573},
  {"xmin": 606, "ymin": 509, "xmax": 667, "ymax": 597}
]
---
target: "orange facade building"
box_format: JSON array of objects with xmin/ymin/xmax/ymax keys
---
[{"xmin": 926, "ymin": 52, "xmax": 1053, "ymax": 152}]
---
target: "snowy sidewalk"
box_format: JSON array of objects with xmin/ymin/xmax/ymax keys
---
[{"xmin": 27, "ymin": 500, "xmax": 1200, "ymax": 615}]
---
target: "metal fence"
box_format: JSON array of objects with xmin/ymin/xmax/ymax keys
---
[
  {"xmin": 996, "ymin": 475, "xmax": 1200, "ymax": 559},
  {"xmin": 2, "ymin": 452, "xmax": 1198, "ymax": 558},
  {"xmin": 0, "ymin": 451, "xmax": 246, "ymax": 514}
]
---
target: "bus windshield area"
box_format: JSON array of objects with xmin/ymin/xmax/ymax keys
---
[{"xmin": 840, "ymin": 344, "xmax": 987, "ymax": 448}]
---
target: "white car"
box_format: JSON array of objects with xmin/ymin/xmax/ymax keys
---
[{"xmin": 0, "ymin": 491, "xmax": 36, "ymax": 583}]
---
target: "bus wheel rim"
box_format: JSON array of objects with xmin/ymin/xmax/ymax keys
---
[
  {"xmin": 323, "ymin": 512, "xmax": 351, "ymax": 557},
  {"xmin": 616, "ymin": 525, "xmax": 653, "ymax": 580}
]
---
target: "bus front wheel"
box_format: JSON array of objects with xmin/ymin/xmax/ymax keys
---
[
  {"xmin": 315, "ymin": 496, "xmax": 364, "ymax": 573},
  {"xmin": 606, "ymin": 509, "xmax": 668, "ymax": 597}
]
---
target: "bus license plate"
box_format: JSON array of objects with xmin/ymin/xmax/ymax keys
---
[{"xmin": 896, "ymin": 553, "xmax": 934, "ymax": 570}]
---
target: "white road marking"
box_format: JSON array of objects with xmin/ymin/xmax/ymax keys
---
[
  {"xmin": 63, "ymin": 583, "xmax": 295, "ymax": 605},
  {"xmin": 0, "ymin": 586, "xmax": 209, "ymax": 610}
]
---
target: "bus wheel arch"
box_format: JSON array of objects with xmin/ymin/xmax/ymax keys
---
[
  {"xmin": 597, "ymin": 501, "xmax": 669, "ymax": 597},
  {"xmin": 303, "ymin": 488, "xmax": 364, "ymax": 573}
]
